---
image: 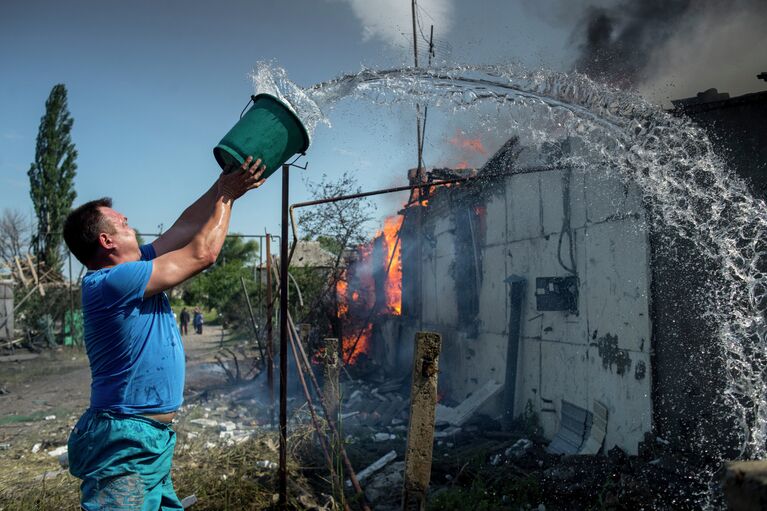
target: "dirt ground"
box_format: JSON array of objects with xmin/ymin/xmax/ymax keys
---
[{"xmin": 0, "ymin": 326, "xmax": 236, "ymax": 487}]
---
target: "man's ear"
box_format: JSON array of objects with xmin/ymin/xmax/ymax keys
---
[{"xmin": 98, "ymin": 232, "xmax": 114, "ymax": 250}]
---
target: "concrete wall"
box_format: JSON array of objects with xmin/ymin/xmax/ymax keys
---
[{"xmin": 415, "ymin": 165, "xmax": 653, "ymax": 454}]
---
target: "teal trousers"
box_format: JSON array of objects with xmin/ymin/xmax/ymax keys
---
[{"xmin": 68, "ymin": 409, "xmax": 183, "ymax": 511}]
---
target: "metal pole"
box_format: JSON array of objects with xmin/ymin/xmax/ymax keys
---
[
  {"xmin": 240, "ymin": 276, "xmax": 266, "ymax": 363},
  {"xmin": 289, "ymin": 176, "xmax": 473, "ymax": 210},
  {"xmin": 278, "ymin": 164, "xmax": 289, "ymax": 509},
  {"xmin": 266, "ymin": 234, "xmax": 274, "ymax": 427},
  {"xmin": 284, "ymin": 312, "xmax": 370, "ymax": 510},
  {"xmin": 68, "ymin": 250, "xmax": 74, "ymax": 345}
]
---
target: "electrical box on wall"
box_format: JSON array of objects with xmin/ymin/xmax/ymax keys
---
[{"xmin": 535, "ymin": 276, "xmax": 578, "ymax": 313}]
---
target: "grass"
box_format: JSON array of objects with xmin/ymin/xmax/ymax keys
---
[
  {"xmin": 428, "ymin": 475, "xmax": 542, "ymax": 511},
  {"xmin": 0, "ymin": 428, "xmax": 322, "ymax": 511}
]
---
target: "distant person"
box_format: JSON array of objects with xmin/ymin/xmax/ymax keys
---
[
  {"xmin": 62, "ymin": 156, "xmax": 266, "ymax": 509},
  {"xmin": 193, "ymin": 307, "xmax": 204, "ymax": 334},
  {"xmin": 179, "ymin": 307, "xmax": 190, "ymax": 335}
]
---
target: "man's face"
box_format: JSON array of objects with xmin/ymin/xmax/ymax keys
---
[{"xmin": 98, "ymin": 207, "xmax": 141, "ymax": 261}]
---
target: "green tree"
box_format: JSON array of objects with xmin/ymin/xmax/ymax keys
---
[
  {"xmin": 181, "ymin": 235, "xmax": 259, "ymax": 329},
  {"xmin": 28, "ymin": 84, "xmax": 78, "ymax": 274}
]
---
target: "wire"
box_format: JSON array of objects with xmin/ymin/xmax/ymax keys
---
[{"xmin": 557, "ymin": 169, "xmax": 577, "ymax": 275}]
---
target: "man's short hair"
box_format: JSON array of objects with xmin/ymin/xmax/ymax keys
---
[{"xmin": 64, "ymin": 197, "xmax": 114, "ymax": 266}]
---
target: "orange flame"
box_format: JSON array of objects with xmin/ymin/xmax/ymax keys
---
[
  {"xmin": 381, "ymin": 216, "xmax": 403, "ymax": 315},
  {"xmin": 336, "ymin": 214, "xmax": 404, "ymax": 364},
  {"xmin": 449, "ymin": 130, "xmax": 487, "ymax": 154},
  {"xmin": 336, "ymin": 276, "xmax": 348, "ymax": 318}
]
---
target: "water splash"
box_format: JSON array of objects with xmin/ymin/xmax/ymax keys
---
[
  {"xmin": 250, "ymin": 62, "xmax": 327, "ymax": 144},
  {"xmin": 256, "ymin": 62, "xmax": 767, "ymax": 503}
]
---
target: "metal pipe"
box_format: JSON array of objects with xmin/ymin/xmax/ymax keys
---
[
  {"xmin": 288, "ymin": 176, "xmax": 476, "ymax": 267},
  {"xmin": 269, "ymin": 255, "xmax": 370, "ymax": 510},
  {"xmin": 286, "ymin": 325, "xmax": 348, "ymax": 510},
  {"xmin": 136, "ymin": 233, "xmax": 281, "ymax": 240},
  {"xmin": 290, "ymin": 177, "xmax": 472, "ymax": 210},
  {"xmin": 285, "ymin": 313, "xmax": 370, "ymax": 511},
  {"xmin": 279, "ymin": 164, "xmax": 289, "ymax": 509},
  {"xmin": 266, "ymin": 234, "xmax": 274, "ymax": 427}
]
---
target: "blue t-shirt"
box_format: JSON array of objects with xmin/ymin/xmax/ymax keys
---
[{"xmin": 81, "ymin": 244, "xmax": 185, "ymax": 414}]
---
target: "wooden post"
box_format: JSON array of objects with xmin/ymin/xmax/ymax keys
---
[
  {"xmin": 322, "ymin": 338, "xmax": 340, "ymax": 426},
  {"xmin": 402, "ymin": 331, "xmax": 441, "ymax": 511},
  {"xmin": 14, "ymin": 257, "xmax": 28, "ymax": 287}
]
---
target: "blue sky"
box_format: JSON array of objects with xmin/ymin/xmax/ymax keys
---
[
  {"xmin": 4, "ymin": 0, "xmax": 761, "ymax": 251},
  {"xmin": 0, "ymin": 0, "xmax": 578, "ymax": 247}
]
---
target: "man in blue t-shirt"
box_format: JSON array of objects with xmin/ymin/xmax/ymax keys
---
[{"xmin": 63, "ymin": 156, "xmax": 266, "ymax": 510}]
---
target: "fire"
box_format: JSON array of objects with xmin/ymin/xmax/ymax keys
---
[
  {"xmin": 449, "ymin": 130, "xmax": 487, "ymax": 155},
  {"xmin": 381, "ymin": 216, "xmax": 403, "ymax": 315},
  {"xmin": 336, "ymin": 214, "xmax": 404, "ymax": 364},
  {"xmin": 336, "ymin": 276, "xmax": 348, "ymax": 318}
]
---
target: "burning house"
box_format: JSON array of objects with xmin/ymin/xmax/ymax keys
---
[{"xmin": 338, "ymin": 125, "xmax": 761, "ymax": 457}]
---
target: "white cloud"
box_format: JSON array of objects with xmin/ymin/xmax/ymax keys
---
[{"xmin": 340, "ymin": 0, "xmax": 454, "ymax": 49}]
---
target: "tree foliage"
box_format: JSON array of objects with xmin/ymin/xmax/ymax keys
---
[
  {"xmin": 295, "ymin": 172, "xmax": 376, "ymax": 334},
  {"xmin": 298, "ymin": 171, "xmax": 376, "ymax": 257},
  {"xmin": 28, "ymin": 84, "xmax": 78, "ymax": 274},
  {"xmin": 181, "ymin": 235, "xmax": 259, "ymax": 329}
]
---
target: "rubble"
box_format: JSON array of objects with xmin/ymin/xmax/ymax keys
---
[
  {"xmin": 189, "ymin": 418, "xmax": 219, "ymax": 428},
  {"xmin": 346, "ymin": 450, "xmax": 397, "ymax": 486},
  {"xmin": 363, "ymin": 461, "xmax": 405, "ymax": 507},
  {"xmin": 256, "ymin": 460, "xmax": 278, "ymax": 470},
  {"xmin": 47, "ymin": 445, "xmax": 69, "ymax": 468},
  {"xmin": 180, "ymin": 494, "xmax": 198, "ymax": 509},
  {"xmin": 435, "ymin": 380, "xmax": 502, "ymax": 427}
]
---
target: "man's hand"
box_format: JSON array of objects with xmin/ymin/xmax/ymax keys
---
[{"xmin": 219, "ymin": 156, "xmax": 267, "ymax": 202}]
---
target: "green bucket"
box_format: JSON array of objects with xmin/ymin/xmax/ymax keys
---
[{"xmin": 214, "ymin": 93, "xmax": 310, "ymax": 178}]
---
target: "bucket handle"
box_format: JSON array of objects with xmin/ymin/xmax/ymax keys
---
[{"xmin": 239, "ymin": 95, "xmax": 258, "ymax": 119}]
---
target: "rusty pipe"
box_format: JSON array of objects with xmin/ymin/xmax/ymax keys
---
[
  {"xmin": 286, "ymin": 314, "xmax": 371, "ymax": 511},
  {"xmin": 270, "ymin": 261, "xmax": 371, "ymax": 511},
  {"xmin": 287, "ymin": 176, "xmax": 476, "ymax": 267},
  {"xmin": 286, "ymin": 324, "xmax": 350, "ymax": 511}
]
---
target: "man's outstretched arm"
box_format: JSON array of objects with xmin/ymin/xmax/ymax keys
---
[
  {"xmin": 151, "ymin": 179, "xmax": 220, "ymax": 257},
  {"xmin": 144, "ymin": 157, "xmax": 265, "ymax": 298}
]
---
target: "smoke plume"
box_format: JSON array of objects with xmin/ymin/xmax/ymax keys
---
[
  {"xmin": 336, "ymin": 0, "xmax": 454, "ymax": 51},
  {"xmin": 558, "ymin": 0, "xmax": 767, "ymax": 102}
]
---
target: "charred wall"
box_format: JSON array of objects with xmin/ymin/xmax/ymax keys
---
[
  {"xmin": 650, "ymin": 225, "xmax": 743, "ymax": 458},
  {"xmin": 674, "ymin": 91, "xmax": 767, "ymax": 197}
]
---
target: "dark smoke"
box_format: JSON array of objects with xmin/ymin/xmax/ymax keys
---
[
  {"xmin": 573, "ymin": 0, "xmax": 692, "ymax": 87},
  {"xmin": 570, "ymin": 0, "xmax": 767, "ymax": 92}
]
